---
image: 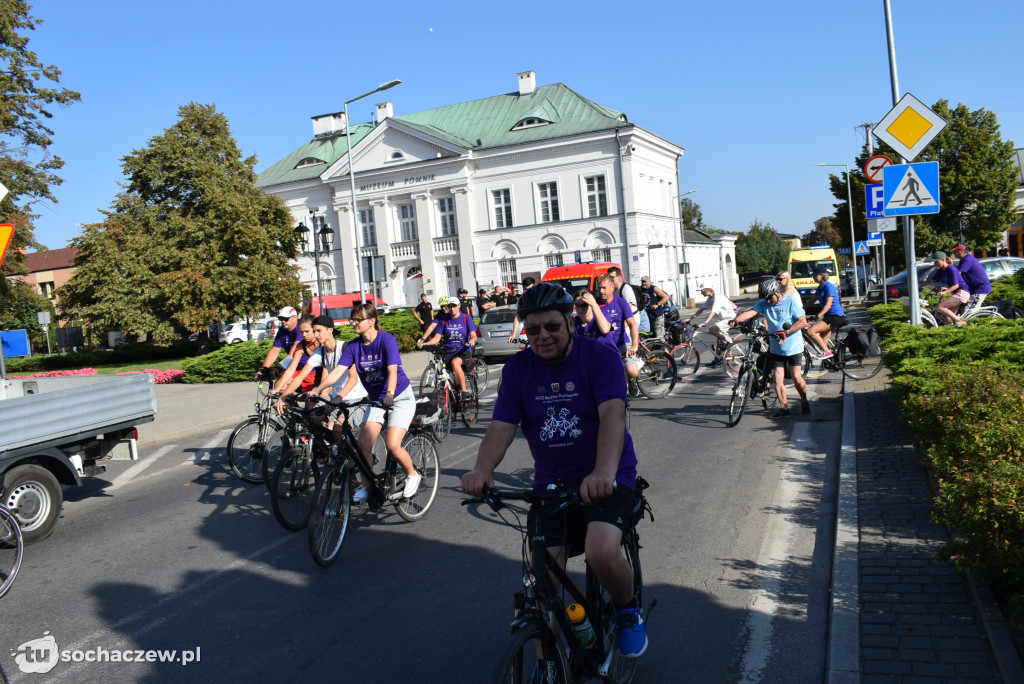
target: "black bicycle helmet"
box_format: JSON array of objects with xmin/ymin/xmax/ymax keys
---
[
  {"xmin": 516, "ymin": 282, "xmax": 573, "ymax": 316},
  {"xmin": 758, "ymin": 278, "xmax": 780, "ymax": 300}
]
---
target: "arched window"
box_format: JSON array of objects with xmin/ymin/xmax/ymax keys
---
[{"xmin": 294, "ymin": 157, "xmax": 326, "ymax": 169}]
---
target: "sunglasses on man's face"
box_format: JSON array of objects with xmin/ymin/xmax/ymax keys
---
[{"xmin": 523, "ymin": 322, "xmax": 565, "ymax": 336}]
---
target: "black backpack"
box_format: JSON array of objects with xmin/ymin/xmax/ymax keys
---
[
  {"xmin": 620, "ymin": 283, "xmax": 650, "ymax": 311},
  {"xmin": 845, "ymin": 327, "xmax": 880, "ymax": 357}
]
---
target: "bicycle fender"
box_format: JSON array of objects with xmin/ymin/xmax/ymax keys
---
[{"xmin": 508, "ymin": 613, "xmax": 547, "ymax": 636}]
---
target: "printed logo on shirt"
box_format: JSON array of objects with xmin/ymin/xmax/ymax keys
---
[
  {"xmin": 551, "ymin": 382, "xmax": 560, "ymax": 393},
  {"xmin": 539, "ymin": 406, "xmax": 582, "ymax": 442},
  {"xmin": 566, "ymin": 382, "xmax": 575, "ymax": 392}
]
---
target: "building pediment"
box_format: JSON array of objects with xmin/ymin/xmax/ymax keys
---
[{"xmin": 321, "ymin": 121, "xmax": 466, "ymax": 181}]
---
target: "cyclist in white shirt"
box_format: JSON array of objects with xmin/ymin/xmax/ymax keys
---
[{"xmin": 683, "ymin": 283, "xmax": 737, "ymax": 351}]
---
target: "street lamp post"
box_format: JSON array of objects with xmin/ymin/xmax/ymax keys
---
[
  {"xmin": 345, "ymin": 79, "xmax": 402, "ymax": 304},
  {"xmin": 815, "ymin": 163, "xmax": 859, "ymax": 300},
  {"xmin": 294, "ymin": 207, "xmax": 335, "ymax": 314},
  {"xmin": 672, "ymin": 189, "xmax": 698, "ymax": 305}
]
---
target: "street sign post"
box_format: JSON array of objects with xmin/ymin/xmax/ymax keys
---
[
  {"xmin": 864, "ymin": 155, "xmax": 893, "ymax": 183},
  {"xmin": 865, "ymin": 183, "xmax": 884, "ymax": 219},
  {"xmin": 882, "ymin": 162, "xmax": 940, "ymax": 217},
  {"xmin": 870, "ymin": 217, "xmax": 898, "ymax": 233},
  {"xmin": 872, "ymin": 93, "xmax": 948, "ymax": 162},
  {"xmin": 866, "ymin": 232, "xmax": 882, "ymax": 247},
  {"xmin": 855, "ymin": 241, "xmax": 870, "ymax": 256}
]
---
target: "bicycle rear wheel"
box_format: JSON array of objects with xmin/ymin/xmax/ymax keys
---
[
  {"xmin": 592, "ymin": 529, "xmax": 644, "ymax": 684},
  {"xmin": 493, "ymin": 622, "xmax": 569, "ymax": 684},
  {"xmin": 431, "ymin": 387, "xmax": 453, "ymax": 442},
  {"xmin": 838, "ymin": 330, "xmax": 884, "ymax": 380},
  {"xmin": 672, "ymin": 343, "xmax": 700, "ymax": 381},
  {"xmin": 460, "ymin": 375, "xmax": 480, "ymax": 428},
  {"xmin": 727, "ymin": 367, "xmax": 752, "ymax": 427},
  {"xmin": 395, "ymin": 434, "xmax": 440, "ymax": 521},
  {"xmin": 722, "ymin": 339, "xmax": 750, "ymax": 380},
  {"xmin": 636, "ymin": 349, "xmax": 676, "ymax": 399},
  {"xmin": 0, "ymin": 506, "xmax": 24, "ymax": 600},
  {"xmin": 270, "ymin": 447, "xmax": 321, "ymax": 531},
  {"xmin": 308, "ymin": 464, "xmax": 351, "ymax": 567}
]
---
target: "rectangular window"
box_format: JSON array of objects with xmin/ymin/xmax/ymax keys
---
[
  {"xmin": 499, "ymin": 258, "xmax": 518, "ymax": 285},
  {"xmin": 591, "ymin": 248, "xmax": 611, "ymax": 263},
  {"xmin": 358, "ymin": 209, "xmax": 376, "ymax": 245},
  {"xmin": 437, "ymin": 197, "xmax": 457, "ymax": 236},
  {"xmin": 39, "ymin": 281, "xmax": 56, "ymax": 299},
  {"xmin": 399, "ymin": 204, "xmax": 418, "ymax": 242},
  {"xmin": 445, "ymin": 264, "xmax": 461, "ymax": 293},
  {"xmin": 585, "ymin": 175, "xmax": 608, "ymax": 217},
  {"xmin": 545, "ymin": 253, "xmax": 564, "ymax": 269},
  {"xmin": 492, "ymin": 189, "xmax": 513, "ymax": 228},
  {"xmin": 321, "ymin": 278, "xmax": 335, "ymax": 296},
  {"xmin": 538, "ymin": 182, "xmax": 560, "ymax": 223}
]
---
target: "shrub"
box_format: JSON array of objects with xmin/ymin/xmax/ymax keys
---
[
  {"xmin": 3, "ymin": 339, "xmax": 216, "ymax": 373},
  {"xmin": 181, "ymin": 340, "xmax": 276, "ymax": 383}
]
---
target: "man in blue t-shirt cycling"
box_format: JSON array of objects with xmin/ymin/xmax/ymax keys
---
[
  {"xmin": 805, "ymin": 265, "xmax": 846, "ymax": 358},
  {"xmin": 461, "ymin": 283, "xmax": 648, "ymax": 661},
  {"xmin": 732, "ymin": 278, "xmax": 811, "ymax": 417}
]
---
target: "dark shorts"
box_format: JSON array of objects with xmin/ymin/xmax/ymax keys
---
[
  {"xmin": 444, "ymin": 349, "xmax": 473, "ymax": 371},
  {"xmin": 822, "ymin": 314, "xmax": 847, "ymax": 328},
  {"xmin": 769, "ymin": 352, "xmax": 803, "ymax": 368},
  {"xmin": 528, "ymin": 485, "xmax": 639, "ymax": 557}
]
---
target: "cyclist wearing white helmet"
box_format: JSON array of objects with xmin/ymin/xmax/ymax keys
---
[
  {"xmin": 418, "ymin": 294, "xmax": 478, "ymax": 400},
  {"xmin": 684, "ymin": 283, "xmax": 737, "ymax": 351},
  {"xmin": 731, "ymin": 278, "xmax": 811, "ymax": 417}
]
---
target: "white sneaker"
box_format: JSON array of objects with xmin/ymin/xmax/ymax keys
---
[
  {"xmin": 403, "ymin": 473, "xmax": 423, "ymax": 498},
  {"xmin": 353, "ymin": 487, "xmax": 368, "ymax": 503}
]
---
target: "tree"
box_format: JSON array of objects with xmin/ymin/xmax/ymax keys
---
[
  {"xmin": 0, "ymin": 1, "xmax": 80, "ymax": 298},
  {"xmin": 802, "ymin": 216, "xmax": 841, "ymax": 248},
  {"xmin": 828, "ymin": 98, "xmax": 1017, "ymax": 272},
  {"xmin": 734, "ymin": 220, "xmax": 790, "ymax": 275},
  {"xmin": 680, "ymin": 197, "xmax": 703, "ymax": 233},
  {"xmin": 58, "ymin": 103, "xmax": 303, "ymax": 340}
]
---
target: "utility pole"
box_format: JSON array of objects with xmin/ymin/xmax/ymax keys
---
[{"xmin": 857, "ymin": 122, "xmax": 886, "ymax": 296}]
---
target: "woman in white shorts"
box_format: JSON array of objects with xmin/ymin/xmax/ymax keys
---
[{"xmin": 315, "ymin": 305, "xmax": 420, "ymax": 502}]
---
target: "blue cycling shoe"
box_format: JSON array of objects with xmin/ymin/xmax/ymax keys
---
[{"xmin": 616, "ymin": 607, "xmax": 648, "ymax": 658}]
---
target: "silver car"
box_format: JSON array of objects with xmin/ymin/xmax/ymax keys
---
[{"xmin": 475, "ymin": 305, "xmax": 521, "ymax": 360}]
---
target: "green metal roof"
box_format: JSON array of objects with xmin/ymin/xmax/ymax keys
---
[{"xmin": 257, "ymin": 83, "xmax": 628, "ymax": 189}]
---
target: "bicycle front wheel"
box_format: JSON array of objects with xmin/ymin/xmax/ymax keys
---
[
  {"xmin": 308, "ymin": 464, "xmax": 351, "ymax": 567},
  {"xmin": 395, "ymin": 434, "xmax": 440, "ymax": 521},
  {"xmin": 672, "ymin": 343, "xmax": 700, "ymax": 381},
  {"xmin": 493, "ymin": 622, "xmax": 569, "ymax": 684},
  {"xmin": 431, "ymin": 387, "xmax": 453, "ymax": 442},
  {"xmin": 838, "ymin": 331, "xmax": 884, "ymax": 380},
  {"xmin": 227, "ymin": 416, "xmax": 281, "ymax": 484},
  {"xmin": 636, "ymin": 350, "xmax": 676, "ymax": 399},
  {"xmin": 727, "ymin": 367, "xmax": 752, "ymax": 427},
  {"xmin": 802, "ymin": 350, "xmax": 830, "ymax": 380},
  {"xmin": 460, "ymin": 375, "xmax": 480, "ymax": 428},
  {"xmin": 472, "ymin": 357, "xmax": 490, "ymax": 388},
  {"xmin": 0, "ymin": 506, "xmax": 24, "ymax": 600},
  {"xmin": 270, "ymin": 447, "xmax": 321, "ymax": 532},
  {"xmin": 593, "ymin": 530, "xmax": 644, "ymax": 684},
  {"xmin": 722, "ymin": 339, "xmax": 750, "ymax": 380}
]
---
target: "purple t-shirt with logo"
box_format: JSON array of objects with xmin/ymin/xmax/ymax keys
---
[
  {"xmin": 338, "ymin": 331, "xmax": 410, "ymax": 401},
  {"xmin": 273, "ymin": 324, "xmax": 302, "ymax": 350},
  {"xmin": 573, "ymin": 315, "xmax": 617, "ymax": 351},
  {"xmin": 597, "ymin": 297, "xmax": 634, "ymax": 348},
  {"xmin": 492, "ymin": 336, "xmax": 637, "ymax": 491},
  {"xmin": 957, "ymin": 254, "xmax": 992, "ymax": 295},
  {"xmin": 432, "ymin": 312, "xmax": 477, "ymax": 356}
]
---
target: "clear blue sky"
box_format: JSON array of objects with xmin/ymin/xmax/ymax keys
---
[{"xmin": 23, "ymin": 0, "xmax": 1024, "ymax": 249}]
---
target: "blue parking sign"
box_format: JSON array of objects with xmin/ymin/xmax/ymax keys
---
[{"xmin": 865, "ymin": 184, "xmax": 884, "ymax": 219}]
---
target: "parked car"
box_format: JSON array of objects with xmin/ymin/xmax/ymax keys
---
[
  {"xmin": 475, "ymin": 305, "xmax": 520, "ymax": 360},
  {"xmin": 866, "ymin": 257, "xmax": 1024, "ymax": 304},
  {"xmin": 220, "ymin": 321, "xmax": 269, "ymax": 344}
]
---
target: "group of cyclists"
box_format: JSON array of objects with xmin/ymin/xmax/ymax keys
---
[{"xmin": 922, "ymin": 242, "xmax": 993, "ymax": 326}]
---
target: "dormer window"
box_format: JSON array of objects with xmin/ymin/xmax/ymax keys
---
[
  {"xmin": 386, "ymin": 151, "xmax": 405, "ymax": 163},
  {"xmin": 294, "ymin": 157, "xmax": 326, "ymax": 169},
  {"xmin": 511, "ymin": 117, "xmax": 551, "ymax": 131}
]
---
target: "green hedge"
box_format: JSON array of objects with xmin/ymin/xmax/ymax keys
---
[
  {"xmin": 3, "ymin": 340, "xmax": 213, "ymax": 373},
  {"xmin": 871, "ymin": 305, "xmax": 1024, "ymax": 609}
]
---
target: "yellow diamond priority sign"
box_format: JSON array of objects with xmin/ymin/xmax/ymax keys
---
[{"xmin": 872, "ymin": 93, "xmax": 947, "ymax": 162}]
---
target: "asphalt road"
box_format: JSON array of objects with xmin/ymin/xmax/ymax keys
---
[{"xmin": 2, "ymin": 337, "xmax": 846, "ymax": 683}]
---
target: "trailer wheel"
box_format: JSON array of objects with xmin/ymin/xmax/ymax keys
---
[{"xmin": 3, "ymin": 464, "xmax": 62, "ymax": 544}]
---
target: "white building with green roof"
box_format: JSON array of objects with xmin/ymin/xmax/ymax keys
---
[{"xmin": 257, "ymin": 71, "xmax": 738, "ymax": 308}]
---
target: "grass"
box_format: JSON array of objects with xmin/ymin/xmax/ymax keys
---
[{"xmin": 89, "ymin": 358, "xmax": 187, "ymax": 375}]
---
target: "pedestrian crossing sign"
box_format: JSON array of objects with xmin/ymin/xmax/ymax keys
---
[
  {"xmin": 855, "ymin": 241, "xmax": 870, "ymax": 256},
  {"xmin": 882, "ymin": 162, "xmax": 940, "ymax": 217}
]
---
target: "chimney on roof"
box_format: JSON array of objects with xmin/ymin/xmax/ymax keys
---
[
  {"xmin": 376, "ymin": 101, "xmax": 394, "ymax": 121},
  {"xmin": 312, "ymin": 111, "xmax": 347, "ymax": 137},
  {"xmin": 517, "ymin": 71, "xmax": 536, "ymax": 95}
]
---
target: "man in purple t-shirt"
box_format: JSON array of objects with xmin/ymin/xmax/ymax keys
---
[
  {"xmin": 461, "ymin": 283, "xmax": 648, "ymax": 660},
  {"xmin": 595, "ymin": 274, "xmax": 641, "ymax": 385},
  {"xmin": 256, "ymin": 306, "xmax": 302, "ymax": 379},
  {"xmin": 952, "ymin": 242, "xmax": 992, "ymax": 308},
  {"xmin": 417, "ymin": 295, "xmax": 478, "ymax": 400}
]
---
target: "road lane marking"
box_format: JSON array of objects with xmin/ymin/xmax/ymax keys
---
[{"xmin": 108, "ymin": 445, "xmax": 175, "ymax": 490}]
